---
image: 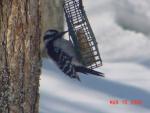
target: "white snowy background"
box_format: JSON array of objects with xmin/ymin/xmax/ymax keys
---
[{"xmin": 40, "ymin": 0, "xmax": 150, "ymax": 113}]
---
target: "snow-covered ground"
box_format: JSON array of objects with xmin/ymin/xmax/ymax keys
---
[{"xmin": 40, "ymin": 0, "xmax": 150, "ymax": 113}]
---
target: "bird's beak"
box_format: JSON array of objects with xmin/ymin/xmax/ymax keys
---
[{"xmin": 59, "ymin": 31, "xmax": 68, "ymax": 37}]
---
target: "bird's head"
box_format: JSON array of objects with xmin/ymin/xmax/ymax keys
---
[{"xmin": 43, "ymin": 29, "xmax": 68, "ymax": 45}]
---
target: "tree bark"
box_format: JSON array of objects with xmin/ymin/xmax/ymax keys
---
[
  {"xmin": 40, "ymin": 0, "xmax": 64, "ymax": 56},
  {"xmin": 40, "ymin": 0, "xmax": 64, "ymax": 35},
  {"xmin": 0, "ymin": 0, "xmax": 41, "ymax": 113}
]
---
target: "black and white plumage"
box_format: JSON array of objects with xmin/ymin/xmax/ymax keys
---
[{"xmin": 44, "ymin": 29, "xmax": 104, "ymax": 80}]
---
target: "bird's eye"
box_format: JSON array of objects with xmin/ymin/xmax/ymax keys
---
[{"xmin": 44, "ymin": 29, "xmax": 59, "ymax": 41}]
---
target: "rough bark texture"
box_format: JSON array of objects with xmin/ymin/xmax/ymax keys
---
[
  {"xmin": 0, "ymin": 0, "xmax": 41, "ymax": 113},
  {"xmin": 41, "ymin": 0, "xmax": 64, "ymax": 35}
]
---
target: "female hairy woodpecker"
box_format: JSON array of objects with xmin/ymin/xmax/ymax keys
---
[{"xmin": 44, "ymin": 29, "xmax": 104, "ymax": 81}]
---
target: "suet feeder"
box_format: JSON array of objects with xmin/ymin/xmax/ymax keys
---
[{"xmin": 64, "ymin": 0, "xmax": 102, "ymax": 69}]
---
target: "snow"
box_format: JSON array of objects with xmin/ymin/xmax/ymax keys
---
[{"xmin": 40, "ymin": 0, "xmax": 150, "ymax": 113}]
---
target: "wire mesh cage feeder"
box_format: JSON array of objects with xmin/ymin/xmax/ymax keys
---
[{"xmin": 64, "ymin": 0, "xmax": 102, "ymax": 69}]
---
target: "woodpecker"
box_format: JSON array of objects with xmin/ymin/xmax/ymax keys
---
[{"xmin": 43, "ymin": 29, "xmax": 104, "ymax": 81}]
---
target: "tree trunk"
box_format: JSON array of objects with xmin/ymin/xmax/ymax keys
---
[
  {"xmin": 40, "ymin": 0, "xmax": 64, "ymax": 56},
  {"xmin": 41, "ymin": 0, "xmax": 64, "ymax": 35},
  {"xmin": 0, "ymin": 0, "xmax": 41, "ymax": 113}
]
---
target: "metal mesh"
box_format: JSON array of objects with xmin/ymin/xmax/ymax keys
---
[{"xmin": 64, "ymin": 0, "xmax": 102, "ymax": 69}]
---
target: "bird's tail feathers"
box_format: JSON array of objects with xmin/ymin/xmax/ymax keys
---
[{"xmin": 75, "ymin": 66, "xmax": 104, "ymax": 77}]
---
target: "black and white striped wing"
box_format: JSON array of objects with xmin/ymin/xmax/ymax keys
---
[{"xmin": 56, "ymin": 48, "xmax": 80, "ymax": 80}]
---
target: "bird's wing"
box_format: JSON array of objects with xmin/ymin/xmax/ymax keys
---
[
  {"xmin": 54, "ymin": 38, "xmax": 83, "ymax": 66},
  {"xmin": 55, "ymin": 47, "xmax": 80, "ymax": 80}
]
